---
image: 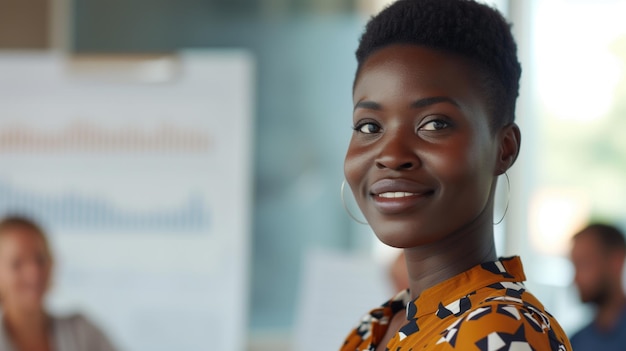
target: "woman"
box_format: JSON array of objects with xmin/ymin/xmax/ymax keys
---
[
  {"xmin": 340, "ymin": 1, "xmax": 572, "ymax": 350},
  {"xmin": 0, "ymin": 216, "xmax": 118, "ymax": 351}
]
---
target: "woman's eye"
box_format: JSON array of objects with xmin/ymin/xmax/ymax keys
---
[
  {"xmin": 355, "ymin": 123, "xmax": 381, "ymax": 134},
  {"xmin": 419, "ymin": 119, "xmax": 449, "ymax": 131}
]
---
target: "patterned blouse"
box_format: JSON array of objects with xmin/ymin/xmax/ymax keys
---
[{"xmin": 340, "ymin": 256, "xmax": 571, "ymax": 351}]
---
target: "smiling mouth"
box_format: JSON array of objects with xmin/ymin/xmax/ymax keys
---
[
  {"xmin": 368, "ymin": 178, "xmax": 435, "ymax": 214},
  {"xmin": 371, "ymin": 189, "xmax": 434, "ymax": 214},
  {"xmin": 377, "ymin": 192, "xmax": 420, "ymax": 198}
]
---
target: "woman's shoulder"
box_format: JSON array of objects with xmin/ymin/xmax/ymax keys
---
[
  {"xmin": 444, "ymin": 295, "xmax": 571, "ymax": 351},
  {"xmin": 52, "ymin": 312, "xmax": 119, "ymax": 351},
  {"xmin": 53, "ymin": 312, "xmax": 99, "ymax": 329}
]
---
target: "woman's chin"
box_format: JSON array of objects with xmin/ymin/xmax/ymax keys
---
[
  {"xmin": 374, "ymin": 231, "xmax": 427, "ymax": 249},
  {"xmin": 371, "ymin": 221, "xmax": 439, "ymax": 249}
]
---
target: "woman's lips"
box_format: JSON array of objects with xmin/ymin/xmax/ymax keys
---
[
  {"xmin": 369, "ymin": 179, "xmax": 434, "ymax": 214},
  {"xmin": 377, "ymin": 191, "xmax": 419, "ymax": 198}
]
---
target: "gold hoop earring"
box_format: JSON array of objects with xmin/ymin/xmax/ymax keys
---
[
  {"xmin": 493, "ymin": 172, "xmax": 510, "ymax": 226},
  {"xmin": 341, "ymin": 180, "xmax": 368, "ymax": 225}
]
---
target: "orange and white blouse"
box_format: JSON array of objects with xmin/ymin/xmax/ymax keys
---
[{"xmin": 340, "ymin": 256, "xmax": 571, "ymax": 351}]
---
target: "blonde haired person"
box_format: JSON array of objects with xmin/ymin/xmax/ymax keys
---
[{"xmin": 0, "ymin": 215, "xmax": 118, "ymax": 351}]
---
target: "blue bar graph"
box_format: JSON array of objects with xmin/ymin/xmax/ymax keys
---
[{"xmin": 0, "ymin": 179, "xmax": 209, "ymax": 232}]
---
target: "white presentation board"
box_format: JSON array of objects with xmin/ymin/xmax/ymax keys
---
[{"xmin": 0, "ymin": 51, "xmax": 253, "ymax": 351}]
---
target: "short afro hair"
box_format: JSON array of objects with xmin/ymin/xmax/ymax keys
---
[{"xmin": 355, "ymin": 0, "xmax": 522, "ymax": 129}]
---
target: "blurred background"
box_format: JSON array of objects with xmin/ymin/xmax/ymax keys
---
[{"xmin": 0, "ymin": 0, "xmax": 625, "ymax": 350}]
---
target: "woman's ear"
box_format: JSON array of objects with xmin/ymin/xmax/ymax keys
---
[{"xmin": 495, "ymin": 123, "xmax": 521, "ymax": 175}]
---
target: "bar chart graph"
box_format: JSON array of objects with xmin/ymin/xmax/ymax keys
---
[
  {"xmin": 0, "ymin": 178, "xmax": 209, "ymax": 232},
  {"xmin": 0, "ymin": 121, "xmax": 211, "ymax": 153}
]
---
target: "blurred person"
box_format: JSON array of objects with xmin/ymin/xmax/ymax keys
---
[
  {"xmin": 569, "ymin": 223, "xmax": 626, "ymax": 350},
  {"xmin": 339, "ymin": 0, "xmax": 572, "ymax": 350},
  {"xmin": 0, "ymin": 215, "xmax": 118, "ymax": 351}
]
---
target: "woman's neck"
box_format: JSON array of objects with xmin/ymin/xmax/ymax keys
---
[
  {"xmin": 3, "ymin": 305, "xmax": 49, "ymax": 336},
  {"xmin": 403, "ymin": 215, "xmax": 497, "ymax": 299}
]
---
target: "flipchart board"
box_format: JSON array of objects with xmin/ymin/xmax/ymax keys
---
[{"xmin": 0, "ymin": 51, "xmax": 253, "ymax": 351}]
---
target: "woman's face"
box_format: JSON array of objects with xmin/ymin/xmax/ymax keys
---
[
  {"xmin": 345, "ymin": 44, "xmax": 509, "ymax": 248},
  {"xmin": 0, "ymin": 227, "xmax": 52, "ymax": 311}
]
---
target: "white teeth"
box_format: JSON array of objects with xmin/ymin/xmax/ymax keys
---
[{"xmin": 378, "ymin": 192, "xmax": 416, "ymax": 198}]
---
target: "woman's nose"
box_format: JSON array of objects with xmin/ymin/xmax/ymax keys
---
[
  {"xmin": 22, "ymin": 260, "xmax": 46, "ymax": 281},
  {"xmin": 374, "ymin": 132, "xmax": 420, "ymax": 171}
]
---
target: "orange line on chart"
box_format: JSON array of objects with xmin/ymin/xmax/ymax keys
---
[{"xmin": 0, "ymin": 122, "xmax": 212, "ymax": 152}]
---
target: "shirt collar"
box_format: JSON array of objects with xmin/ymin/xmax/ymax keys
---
[{"xmin": 406, "ymin": 256, "xmax": 526, "ymax": 320}]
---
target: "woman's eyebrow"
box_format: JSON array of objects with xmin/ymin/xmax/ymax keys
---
[
  {"xmin": 353, "ymin": 100, "xmax": 381, "ymax": 111},
  {"xmin": 411, "ymin": 96, "xmax": 460, "ymax": 108}
]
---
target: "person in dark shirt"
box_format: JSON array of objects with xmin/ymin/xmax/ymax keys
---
[{"xmin": 570, "ymin": 223, "xmax": 626, "ymax": 350}]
